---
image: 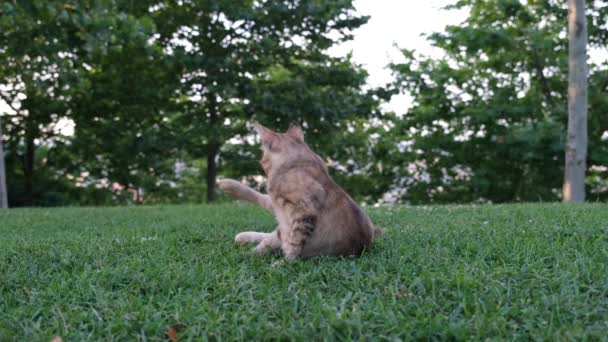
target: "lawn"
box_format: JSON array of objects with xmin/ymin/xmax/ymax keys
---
[{"xmin": 1, "ymin": 203, "xmax": 607, "ymax": 340}]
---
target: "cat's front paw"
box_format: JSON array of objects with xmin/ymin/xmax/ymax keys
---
[
  {"xmin": 253, "ymin": 243, "xmax": 269, "ymax": 255},
  {"xmin": 284, "ymin": 253, "xmax": 299, "ymax": 261},
  {"xmin": 217, "ymin": 178, "xmax": 239, "ymax": 194},
  {"xmin": 235, "ymin": 232, "xmax": 250, "ymax": 244},
  {"xmin": 282, "ymin": 245, "xmax": 301, "ymax": 261}
]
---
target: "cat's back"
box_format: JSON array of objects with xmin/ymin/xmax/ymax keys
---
[
  {"xmin": 315, "ymin": 186, "xmax": 375, "ymax": 256},
  {"xmin": 268, "ymin": 155, "xmax": 331, "ymax": 200},
  {"xmin": 281, "ymin": 161, "xmax": 374, "ymax": 256},
  {"xmin": 269, "ymin": 156, "xmax": 375, "ymax": 256}
]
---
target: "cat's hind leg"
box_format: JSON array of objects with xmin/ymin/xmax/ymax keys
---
[
  {"xmin": 235, "ymin": 231, "xmax": 273, "ymax": 244},
  {"xmin": 253, "ymin": 230, "xmax": 282, "ymax": 255},
  {"xmin": 235, "ymin": 229, "xmax": 281, "ymax": 255},
  {"xmin": 283, "ymin": 210, "xmax": 317, "ymax": 260}
]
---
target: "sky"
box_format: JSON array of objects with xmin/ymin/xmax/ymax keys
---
[{"xmin": 329, "ymin": 0, "xmax": 467, "ymax": 113}]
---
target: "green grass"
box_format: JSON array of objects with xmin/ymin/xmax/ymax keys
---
[{"xmin": 1, "ymin": 203, "xmax": 607, "ymax": 341}]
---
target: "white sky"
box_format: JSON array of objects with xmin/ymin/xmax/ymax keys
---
[{"xmin": 329, "ymin": 0, "xmax": 467, "ymax": 113}]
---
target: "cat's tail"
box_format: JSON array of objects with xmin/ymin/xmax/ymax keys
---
[{"xmin": 372, "ymin": 225, "xmax": 384, "ymax": 239}]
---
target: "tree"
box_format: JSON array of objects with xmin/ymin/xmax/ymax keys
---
[
  {"xmin": 150, "ymin": 0, "xmax": 370, "ymax": 202},
  {"xmin": 67, "ymin": 4, "xmax": 182, "ymax": 204},
  {"xmin": 0, "ymin": 1, "xmax": 145, "ymax": 206},
  {"xmin": 0, "ymin": 1, "xmax": 77, "ymax": 205},
  {"xmin": 563, "ymin": 0, "xmax": 588, "ymax": 202},
  {"xmin": 0, "ymin": 1, "xmax": 179, "ymax": 206},
  {"xmin": 1, "ymin": 0, "xmax": 381, "ymax": 206},
  {"xmin": 388, "ymin": 0, "xmax": 608, "ymax": 204}
]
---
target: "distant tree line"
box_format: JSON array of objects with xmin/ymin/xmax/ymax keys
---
[{"xmin": 0, "ymin": 0, "xmax": 606, "ymax": 207}]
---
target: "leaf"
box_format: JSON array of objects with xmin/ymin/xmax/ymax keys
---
[{"xmin": 167, "ymin": 327, "xmax": 178, "ymax": 342}]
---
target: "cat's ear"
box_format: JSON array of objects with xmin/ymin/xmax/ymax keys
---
[
  {"xmin": 286, "ymin": 123, "xmax": 304, "ymax": 142},
  {"xmin": 254, "ymin": 122, "xmax": 279, "ymax": 150}
]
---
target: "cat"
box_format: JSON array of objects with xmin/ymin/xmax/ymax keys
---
[{"xmin": 218, "ymin": 123, "xmax": 383, "ymax": 260}]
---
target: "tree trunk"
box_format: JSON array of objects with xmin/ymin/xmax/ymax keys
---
[
  {"xmin": 563, "ymin": 0, "xmax": 588, "ymax": 202},
  {"xmin": 205, "ymin": 95, "xmax": 220, "ymax": 203},
  {"xmin": 206, "ymin": 141, "xmax": 219, "ymax": 202},
  {"xmin": 0, "ymin": 116, "xmax": 8, "ymax": 209},
  {"xmin": 24, "ymin": 125, "xmax": 35, "ymax": 206}
]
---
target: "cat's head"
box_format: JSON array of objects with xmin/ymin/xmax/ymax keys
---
[{"xmin": 254, "ymin": 122, "xmax": 320, "ymax": 176}]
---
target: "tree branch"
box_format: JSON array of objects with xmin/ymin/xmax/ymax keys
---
[
  {"xmin": 0, "ymin": 92, "xmax": 21, "ymax": 115},
  {"xmin": 530, "ymin": 50, "xmax": 555, "ymax": 112}
]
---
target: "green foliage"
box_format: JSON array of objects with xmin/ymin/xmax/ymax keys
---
[
  {"xmin": 1, "ymin": 1, "xmax": 80, "ymax": 205},
  {"xmin": 148, "ymin": 0, "xmax": 375, "ymax": 201},
  {"xmin": 1, "ymin": 0, "xmax": 379, "ymax": 206},
  {"xmin": 0, "ymin": 0, "xmax": 178, "ymax": 205},
  {"xmin": 388, "ymin": 0, "xmax": 608, "ymax": 203},
  {"xmin": 1, "ymin": 203, "xmax": 607, "ymax": 339}
]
